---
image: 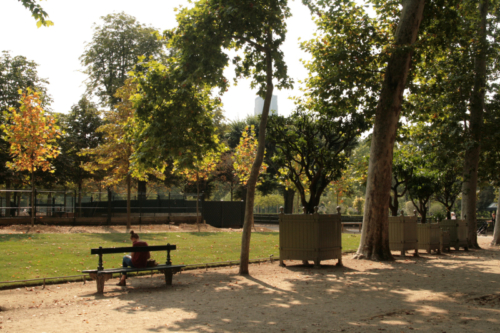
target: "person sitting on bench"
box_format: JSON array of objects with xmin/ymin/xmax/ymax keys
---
[{"xmin": 117, "ymin": 230, "xmax": 150, "ymax": 286}]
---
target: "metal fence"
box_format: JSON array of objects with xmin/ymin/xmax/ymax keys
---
[{"xmin": 0, "ymin": 189, "xmax": 245, "ymax": 228}]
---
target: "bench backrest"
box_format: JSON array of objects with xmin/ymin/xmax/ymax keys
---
[
  {"xmin": 91, "ymin": 243, "xmax": 177, "ymax": 270},
  {"xmin": 90, "ymin": 244, "xmax": 176, "ymax": 255}
]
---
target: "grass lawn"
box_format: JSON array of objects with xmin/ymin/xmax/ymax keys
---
[{"xmin": 0, "ymin": 232, "xmax": 360, "ymax": 284}]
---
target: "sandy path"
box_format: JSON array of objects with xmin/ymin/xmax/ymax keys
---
[{"xmin": 1, "ymin": 236, "xmax": 500, "ymax": 333}]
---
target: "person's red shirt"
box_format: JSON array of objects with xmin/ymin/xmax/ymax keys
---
[{"xmin": 131, "ymin": 240, "xmax": 150, "ymax": 268}]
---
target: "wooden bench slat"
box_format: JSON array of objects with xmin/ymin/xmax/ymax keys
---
[
  {"xmin": 83, "ymin": 264, "xmax": 185, "ymax": 275},
  {"xmin": 90, "ymin": 244, "xmax": 176, "ymax": 254}
]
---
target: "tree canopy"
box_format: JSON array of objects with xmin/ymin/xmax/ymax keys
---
[
  {"xmin": 267, "ymin": 108, "xmax": 362, "ymax": 213},
  {"xmin": 80, "ymin": 12, "xmax": 166, "ymax": 107}
]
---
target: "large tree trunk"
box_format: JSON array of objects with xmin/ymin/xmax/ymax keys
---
[
  {"xmin": 239, "ymin": 45, "xmax": 273, "ymax": 275},
  {"xmin": 355, "ymin": 0, "xmax": 425, "ymax": 260},
  {"xmin": 126, "ymin": 175, "xmax": 131, "ymax": 229},
  {"xmin": 463, "ymin": 0, "xmax": 488, "ymax": 249},
  {"xmin": 283, "ymin": 188, "xmax": 295, "ymax": 214},
  {"xmin": 490, "ymin": 189, "xmax": 500, "ymax": 246}
]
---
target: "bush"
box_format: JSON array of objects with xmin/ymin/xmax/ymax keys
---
[{"xmin": 353, "ymin": 196, "xmax": 364, "ymax": 214}]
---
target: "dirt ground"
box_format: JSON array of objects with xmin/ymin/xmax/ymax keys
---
[
  {"xmin": 1, "ymin": 235, "xmax": 500, "ymax": 333},
  {"xmin": 0, "ymin": 223, "xmax": 275, "ymax": 234}
]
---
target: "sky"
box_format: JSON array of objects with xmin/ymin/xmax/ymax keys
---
[{"xmin": 1, "ymin": 0, "xmax": 318, "ymax": 122}]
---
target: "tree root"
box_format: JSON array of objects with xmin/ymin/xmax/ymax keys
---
[{"xmin": 353, "ymin": 251, "xmax": 394, "ymax": 261}]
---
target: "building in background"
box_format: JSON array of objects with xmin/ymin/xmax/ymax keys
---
[{"xmin": 254, "ymin": 95, "xmax": 278, "ymax": 116}]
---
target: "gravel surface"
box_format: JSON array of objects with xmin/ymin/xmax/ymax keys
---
[{"xmin": 0, "ymin": 235, "xmax": 499, "ymax": 332}]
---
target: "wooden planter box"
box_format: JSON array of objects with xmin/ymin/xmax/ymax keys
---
[
  {"xmin": 438, "ymin": 219, "xmax": 468, "ymax": 251},
  {"xmin": 441, "ymin": 230, "xmax": 451, "ymax": 252},
  {"xmin": 417, "ymin": 223, "xmax": 441, "ymax": 254},
  {"xmin": 279, "ymin": 211, "xmax": 342, "ymax": 267},
  {"xmin": 388, "ymin": 215, "xmax": 418, "ymax": 256}
]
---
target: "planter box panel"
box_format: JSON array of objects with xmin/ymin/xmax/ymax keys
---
[
  {"xmin": 389, "ymin": 216, "xmax": 418, "ymax": 255},
  {"xmin": 279, "ymin": 213, "xmax": 342, "ymax": 266},
  {"xmin": 456, "ymin": 220, "xmax": 468, "ymax": 249},
  {"xmin": 438, "ymin": 219, "xmax": 468, "ymax": 250},
  {"xmin": 417, "ymin": 223, "xmax": 441, "ymax": 253}
]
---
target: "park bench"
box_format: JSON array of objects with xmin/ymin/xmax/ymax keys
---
[
  {"xmin": 341, "ymin": 222, "xmax": 362, "ymax": 232},
  {"xmin": 82, "ymin": 243, "xmax": 184, "ymax": 293}
]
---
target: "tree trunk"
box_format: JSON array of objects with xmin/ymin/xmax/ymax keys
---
[
  {"xmin": 283, "ymin": 188, "xmax": 295, "ymax": 214},
  {"xmin": 239, "ymin": 44, "xmax": 273, "ymax": 275},
  {"xmin": 490, "ymin": 189, "xmax": 500, "ymax": 245},
  {"xmin": 78, "ymin": 180, "xmax": 82, "ymax": 218},
  {"xmin": 301, "ymin": 194, "xmax": 321, "ymax": 214},
  {"xmin": 463, "ymin": 0, "xmax": 488, "ymax": 249},
  {"xmin": 31, "ymin": 168, "xmax": 35, "ymax": 227},
  {"xmin": 196, "ymin": 173, "xmax": 201, "ymax": 232},
  {"xmin": 47, "ymin": 192, "xmax": 52, "ymax": 217},
  {"xmin": 126, "ymin": 175, "xmax": 131, "ymax": 230},
  {"xmin": 138, "ymin": 180, "xmax": 147, "ymax": 201},
  {"xmin": 5, "ymin": 179, "xmax": 10, "ymax": 218},
  {"xmin": 355, "ymin": 0, "xmax": 425, "ymax": 260},
  {"xmin": 389, "ymin": 188, "xmax": 399, "ymax": 217},
  {"xmin": 230, "ymin": 181, "xmax": 234, "ymax": 201},
  {"xmin": 107, "ymin": 187, "xmax": 112, "ymax": 224},
  {"xmin": 63, "ymin": 188, "xmax": 67, "ymax": 217}
]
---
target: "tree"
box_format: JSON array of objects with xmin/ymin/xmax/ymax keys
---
[
  {"xmin": 233, "ymin": 125, "xmax": 268, "ymax": 201},
  {"xmin": 224, "ymin": 116, "xmax": 283, "ymax": 203},
  {"xmin": 460, "ymin": 0, "xmax": 489, "ymax": 249},
  {"xmin": 353, "ymin": 196, "xmax": 365, "ymax": 214},
  {"xmin": 176, "ymin": 145, "xmax": 226, "ymax": 231},
  {"xmin": 18, "ymin": 0, "xmax": 53, "ymax": 27},
  {"xmin": 159, "ymin": 0, "xmax": 293, "ymax": 275},
  {"xmin": 59, "ymin": 97, "xmax": 104, "ymax": 216},
  {"xmin": 1, "ymin": 88, "xmax": 61, "ymax": 226},
  {"xmin": 480, "ymin": 94, "xmax": 500, "ymax": 245},
  {"xmin": 0, "ymin": 51, "xmax": 51, "ymax": 112},
  {"xmin": 81, "ymin": 79, "xmax": 162, "ymax": 228},
  {"xmin": 299, "ymin": 0, "xmax": 425, "ymax": 260},
  {"xmin": 403, "ymin": 0, "xmax": 500, "ymax": 247},
  {"xmin": 407, "ymin": 171, "xmax": 438, "ymax": 224},
  {"xmin": 354, "ymin": 0, "xmax": 425, "ymax": 260},
  {"xmin": 389, "ymin": 149, "xmax": 413, "ymax": 217},
  {"xmin": 267, "ymin": 109, "xmax": 361, "ymax": 213},
  {"xmin": 0, "ymin": 51, "xmax": 51, "ymax": 210},
  {"xmin": 80, "ymin": 12, "xmax": 166, "ymax": 107}
]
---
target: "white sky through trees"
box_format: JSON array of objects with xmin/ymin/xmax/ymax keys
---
[{"xmin": 1, "ymin": 0, "xmax": 316, "ymax": 121}]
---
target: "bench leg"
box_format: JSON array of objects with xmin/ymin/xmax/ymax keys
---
[
  {"xmin": 279, "ymin": 259, "xmax": 286, "ymax": 267},
  {"xmin": 314, "ymin": 260, "xmax": 320, "ymax": 269},
  {"xmin": 97, "ymin": 275, "xmax": 106, "ymax": 293},
  {"xmin": 164, "ymin": 270, "xmax": 173, "ymax": 286},
  {"xmin": 92, "ymin": 273, "xmax": 112, "ymax": 294}
]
